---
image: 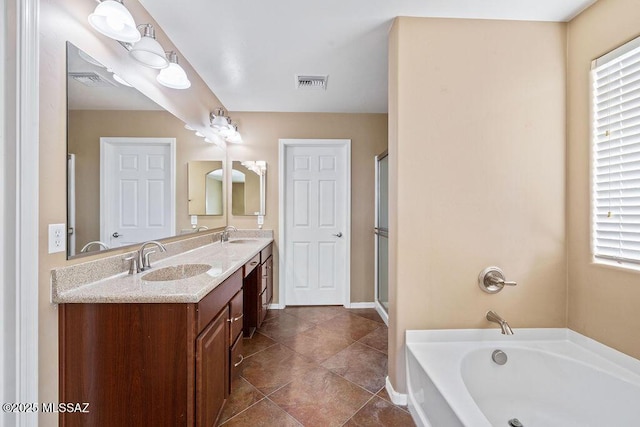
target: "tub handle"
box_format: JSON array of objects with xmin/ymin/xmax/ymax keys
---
[{"xmin": 478, "ymin": 267, "xmax": 517, "ymax": 294}]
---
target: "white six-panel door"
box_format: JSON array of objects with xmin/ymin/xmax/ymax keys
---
[
  {"xmin": 281, "ymin": 139, "xmax": 351, "ymax": 306},
  {"xmin": 100, "ymin": 137, "xmax": 176, "ymax": 248}
]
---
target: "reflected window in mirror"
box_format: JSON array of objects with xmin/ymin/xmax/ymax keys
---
[
  {"xmin": 231, "ymin": 161, "xmax": 266, "ymax": 216},
  {"xmin": 188, "ymin": 161, "xmax": 224, "ymax": 216}
]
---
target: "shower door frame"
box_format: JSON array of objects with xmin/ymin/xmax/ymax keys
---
[{"xmin": 374, "ymin": 150, "xmax": 389, "ymax": 325}]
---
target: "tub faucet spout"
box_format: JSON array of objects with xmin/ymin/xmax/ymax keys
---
[{"xmin": 486, "ymin": 310, "xmax": 514, "ymax": 335}]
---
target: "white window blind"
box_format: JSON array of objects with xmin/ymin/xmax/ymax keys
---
[{"xmin": 592, "ymin": 37, "xmax": 640, "ymax": 266}]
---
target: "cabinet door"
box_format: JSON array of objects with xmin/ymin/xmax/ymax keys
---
[
  {"xmin": 265, "ymin": 255, "xmax": 273, "ymax": 304},
  {"xmin": 196, "ymin": 306, "xmax": 229, "ymax": 427}
]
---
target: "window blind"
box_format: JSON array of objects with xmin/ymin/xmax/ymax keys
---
[{"xmin": 592, "ymin": 37, "xmax": 640, "ymax": 266}]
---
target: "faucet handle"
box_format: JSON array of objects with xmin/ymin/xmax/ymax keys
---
[{"xmin": 478, "ymin": 267, "xmax": 517, "ymax": 294}]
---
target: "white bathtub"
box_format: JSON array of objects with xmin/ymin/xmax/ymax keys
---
[{"xmin": 406, "ymin": 329, "xmax": 640, "ymax": 427}]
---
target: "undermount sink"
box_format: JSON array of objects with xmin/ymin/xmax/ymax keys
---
[
  {"xmin": 228, "ymin": 239, "xmax": 258, "ymax": 244},
  {"xmin": 142, "ymin": 264, "xmax": 211, "ymax": 282}
]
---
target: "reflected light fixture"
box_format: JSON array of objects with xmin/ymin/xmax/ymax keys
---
[
  {"xmin": 210, "ymin": 108, "xmax": 230, "ymax": 130},
  {"xmin": 129, "ymin": 24, "xmax": 169, "ymax": 69},
  {"xmin": 157, "ymin": 51, "xmax": 191, "ymax": 89},
  {"xmin": 88, "ymin": 0, "xmax": 140, "ymax": 43},
  {"xmin": 227, "ymin": 127, "xmax": 243, "ymax": 144}
]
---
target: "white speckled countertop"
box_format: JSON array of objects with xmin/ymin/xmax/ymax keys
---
[{"xmin": 53, "ymin": 237, "xmax": 273, "ymax": 304}]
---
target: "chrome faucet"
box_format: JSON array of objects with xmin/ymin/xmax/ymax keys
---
[
  {"xmin": 196, "ymin": 225, "xmax": 209, "ymax": 232},
  {"xmin": 80, "ymin": 240, "xmax": 110, "ymax": 253},
  {"xmin": 486, "ymin": 311, "xmax": 514, "ymax": 335},
  {"xmin": 136, "ymin": 241, "xmax": 167, "ymax": 272},
  {"xmin": 220, "ymin": 225, "xmax": 238, "ymax": 243}
]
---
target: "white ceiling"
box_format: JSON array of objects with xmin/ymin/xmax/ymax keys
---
[{"xmin": 140, "ymin": 0, "xmax": 596, "ymax": 114}]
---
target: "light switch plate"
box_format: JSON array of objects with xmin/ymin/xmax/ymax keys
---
[{"xmin": 48, "ymin": 223, "xmax": 66, "ymax": 254}]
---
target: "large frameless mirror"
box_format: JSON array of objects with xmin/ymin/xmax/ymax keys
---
[{"xmin": 66, "ymin": 42, "xmax": 225, "ymax": 258}]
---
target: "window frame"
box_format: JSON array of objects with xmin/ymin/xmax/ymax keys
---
[{"xmin": 590, "ymin": 35, "xmax": 640, "ymax": 272}]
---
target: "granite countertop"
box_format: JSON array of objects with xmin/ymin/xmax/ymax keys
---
[{"xmin": 53, "ymin": 237, "xmax": 273, "ymax": 304}]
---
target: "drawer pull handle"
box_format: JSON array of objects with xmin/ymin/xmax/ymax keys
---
[
  {"xmin": 234, "ymin": 354, "xmax": 244, "ymax": 367},
  {"xmin": 228, "ymin": 313, "xmax": 244, "ymax": 323},
  {"xmin": 250, "ymin": 261, "xmax": 258, "ymax": 266}
]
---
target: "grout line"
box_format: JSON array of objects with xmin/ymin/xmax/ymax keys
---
[
  {"xmin": 339, "ymin": 393, "xmax": 378, "ymax": 427},
  {"xmin": 218, "ymin": 396, "xmax": 266, "ymax": 426},
  {"xmin": 264, "ymin": 396, "xmax": 304, "ymax": 426}
]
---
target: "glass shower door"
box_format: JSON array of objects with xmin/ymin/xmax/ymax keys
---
[{"xmin": 375, "ymin": 151, "xmax": 389, "ymax": 323}]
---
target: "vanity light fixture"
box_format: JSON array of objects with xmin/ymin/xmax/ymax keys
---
[
  {"xmin": 184, "ymin": 124, "xmax": 194, "ymax": 131},
  {"xmin": 88, "ymin": 0, "xmax": 141, "ymax": 43},
  {"xmin": 195, "ymin": 131, "xmax": 205, "ymax": 138},
  {"xmin": 129, "ymin": 24, "xmax": 169, "ymax": 69},
  {"xmin": 157, "ymin": 51, "xmax": 191, "ymax": 89}
]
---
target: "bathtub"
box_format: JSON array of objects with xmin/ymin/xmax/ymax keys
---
[{"xmin": 405, "ymin": 329, "xmax": 640, "ymax": 427}]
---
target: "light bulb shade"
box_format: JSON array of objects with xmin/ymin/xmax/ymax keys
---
[
  {"xmin": 218, "ymin": 125, "xmax": 235, "ymax": 138},
  {"xmin": 157, "ymin": 63, "xmax": 191, "ymax": 89},
  {"xmin": 130, "ymin": 35, "xmax": 169, "ymax": 69},
  {"xmin": 227, "ymin": 131, "xmax": 243, "ymax": 144},
  {"xmin": 88, "ymin": 1, "xmax": 140, "ymax": 43},
  {"xmin": 112, "ymin": 73, "xmax": 132, "ymax": 87},
  {"xmin": 211, "ymin": 115, "xmax": 229, "ymax": 129}
]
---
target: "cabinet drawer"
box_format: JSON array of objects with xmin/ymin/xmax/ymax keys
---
[
  {"xmin": 244, "ymin": 253, "xmax": 260, "ymax": 277},
  {"xmin": 229, "ymin": 290, "xmax": 244, "ymax": 343},
  {"xmin": 260, "ymin": 243, "xmax": 272, "ymax": 264},
  {"xmin": 197, "ymin": 269, "xmax": 242, "ymax": 334},
  {"xmin": 229, "ymin": 334, "xmax": 244, "ymax": 391}
]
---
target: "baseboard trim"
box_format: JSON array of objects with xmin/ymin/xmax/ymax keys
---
[
  {"xmin": 385, "ymin": 376, "xmax": 408, "ymax": 406},
  {"xmin": 268, "ymin": 303, "xmax": 284, "ymax": 310},
  {"xmin": 346, "ymin": 302, "xmax": 376, "ymax": 309}
]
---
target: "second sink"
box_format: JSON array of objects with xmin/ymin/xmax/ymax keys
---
[
  {"xmin": 142, "ymin": 264, "xmax": 211, "ymax": 282},
  {"xmin": 228, "ymin": 239, "xmax": 258, "ymax": 244}
]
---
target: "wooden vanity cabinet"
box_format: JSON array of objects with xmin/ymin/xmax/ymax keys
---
[
  {"xmin": 243, "ymin": 243, "xmax": 274, "ymax": 337},
  {"xmin": 196, "ymin": 306, "xmax": 228, "ymax": 427},
  {"xmin": 59, "ymin": 269, "xmax": 243, "ymax": 427}
]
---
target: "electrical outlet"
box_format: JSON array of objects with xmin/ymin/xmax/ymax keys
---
[
  {"xmin": 190, "ymin": 215, "xmax": 198, "ymax": 228},
  {"xmin": 48, "ymin": 223, "xmax": 66, "ymax": 254},
  {"xmin": 257, "ymin": 215, "xmax": 264, "ymax": 225}
]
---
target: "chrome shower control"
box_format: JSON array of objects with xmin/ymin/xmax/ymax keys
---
[{"xmin": 478, "ymin": 267, "xmax": 517, "ymax": 294}]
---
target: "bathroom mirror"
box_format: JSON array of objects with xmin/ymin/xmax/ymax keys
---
[
  {"xmin": 66, "ymin": 42, "xmax": 225, "ymax": 259},
  {"xmin": 231, "ymin": 161, "xmax": 266, "ymax": 216},
  {"xmin": 188, "ymin": 161, "xmax": 224, "ymax": 215}
]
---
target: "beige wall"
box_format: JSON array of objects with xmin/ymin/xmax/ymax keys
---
[
  {"xmin": 226, "ymin": 112, "xmax": 388, "ymax": 304},
  {"xmin": 68, "ymin": 110, "xmax": 226, "ymax": 250},
  {"xmin": 39, "ymin": 0, "xmax": 226, "ymax": 425},
  {"xmin": 388, "ymin": 17, "xmax": 567, "ymax": 392},
  {"xmin": 567, "ymin": 0, "xmax": 640, "ymax": 360}
]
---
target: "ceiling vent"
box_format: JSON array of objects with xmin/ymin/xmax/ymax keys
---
[
  {"xmin": 296, "ymin": 74, "xmax": 328, "ymax": 90},
  {"xmin": 68, "ymin": 71, "xmax": 116, "ymax": 88}
]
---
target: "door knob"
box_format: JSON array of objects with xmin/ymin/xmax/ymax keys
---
[
  {"xmin": 112, "ymin": 232, "xmax": 122, "ymax": 238},
  {"xmin": 333, "ymin": 232, "xmax": 343, "ymax": 238}
]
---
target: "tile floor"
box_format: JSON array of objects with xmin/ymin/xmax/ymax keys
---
[{"xmin": 218, "ymin": 306, "xmax": 415, "ymax": 427}]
